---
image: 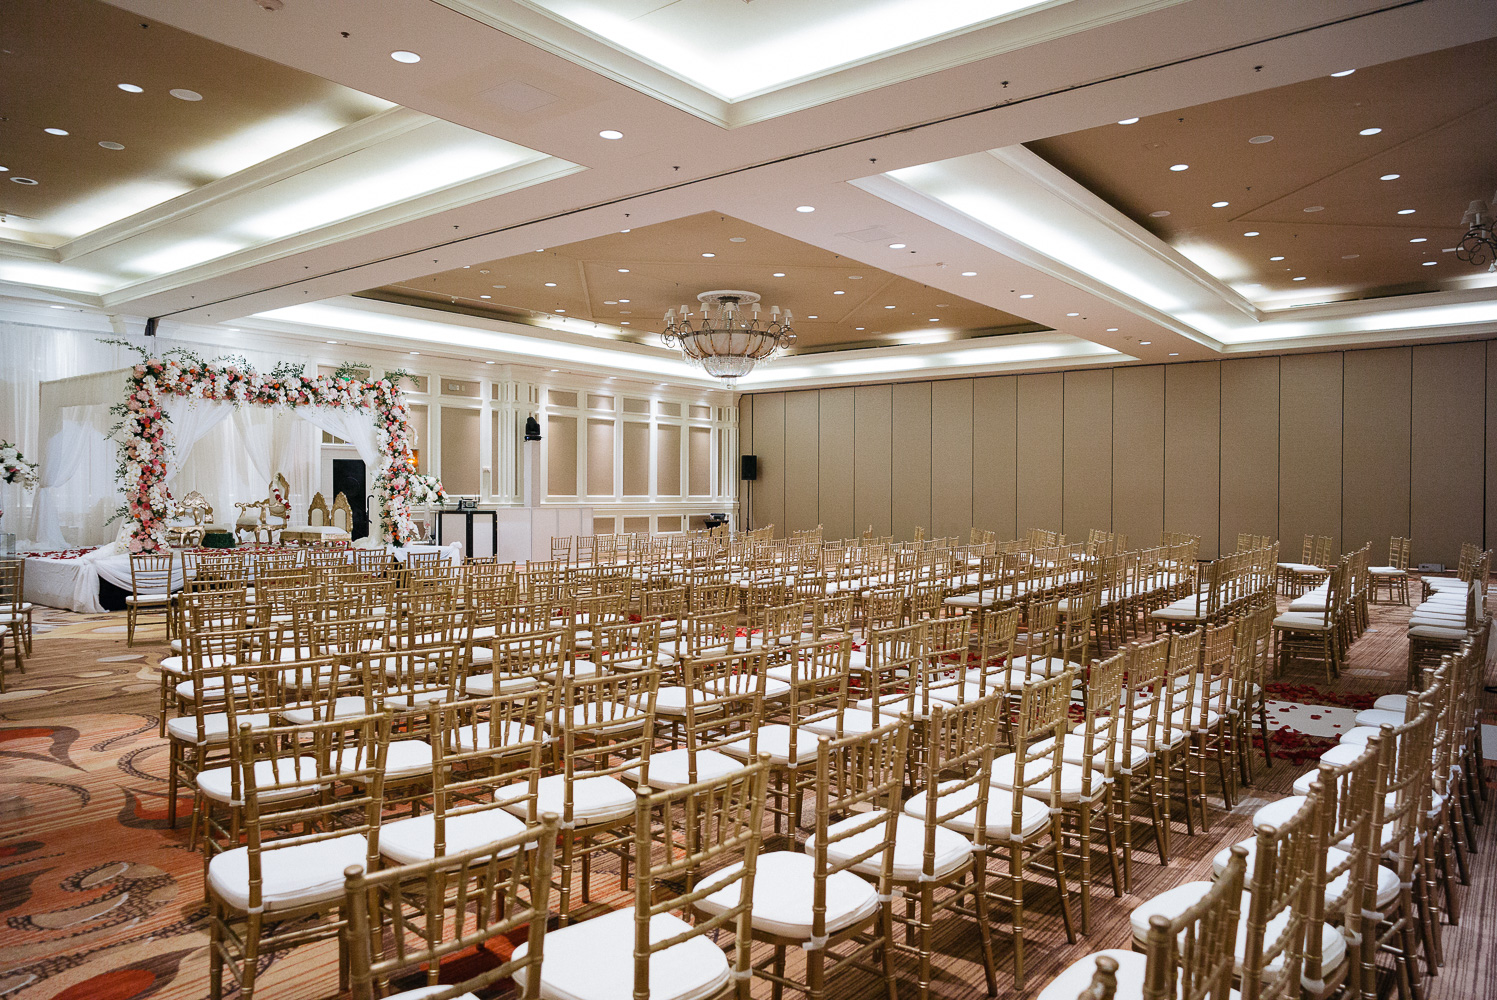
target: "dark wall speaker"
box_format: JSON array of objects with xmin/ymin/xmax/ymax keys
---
[{"xmin": 740, "ymin": 455, "xmax": 758, "ymax": 481}]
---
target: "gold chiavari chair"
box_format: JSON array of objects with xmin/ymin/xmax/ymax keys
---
[
  {"xmin": 626, "ymin": 649, "xmax": 765, "ymax": 789},
  {"xmin": 518, "ymin": 760, "xmax": 769, "ymax": 1000},
  {"xmin": 158, "ymin": 585, "xmax": 250, "ymax": 736},
  {"xmin": 0, "ymin": 560, "xmax": 30, "ymax": 684},
  {"xmin": 460, "ymin": 626, "xmax": 569, "ymax": 698},
  {"xmin": 1115, "ymin": 636, "xmax": 1170, "ymax": 880},
  {"xmin": 810, "ymin": 620, "xmax": 925, "ymax": 740},
  {"xmin": 1160, "ymin": 627, "xmax": 1205, "ymax": 839},
  {"xmin": 1031, "ymin": 847, "xmax": 1246, "ymax": 1000},
  {"xmin": 381, "ymin": 688, "xmax": 548, "ymax": 865},
  {"xmin": 701, "ymin": 720, "xmax": 907, "ymax": 1000},
  {"xmin": 206, "ymin": 709, "xmax": 392, "ymax": 1000},
  {"xmin": 1370, "ymin": 536, "xmax": 1412, "ymax": 605},
  {"xmin": 986, "ymin": 670, "xmax": 1079, "ymax": 987},
  {"xmin": 1180, "ymin": 620, "xmax": 1237, "ymax": 819},
  {"xmin": 343, "ymin": 813, "xmax": 558, "ymax": 1000},
  {"xmin": 126, "ymin": 551, "xmax": 175, "ymax": 645}
]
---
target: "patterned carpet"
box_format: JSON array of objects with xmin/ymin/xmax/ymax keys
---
[{"xmin": 0, "ymin": 595, "xmax": 1424, "ymax": 1000}]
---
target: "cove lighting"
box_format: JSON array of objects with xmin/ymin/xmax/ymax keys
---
[
  {"xmin": 391, "ymin": 50, "xmax": 422, "ymax": 63},
  {"xmin": 598, "ymin": 129, "xmax": 624, "ymax": 139}
]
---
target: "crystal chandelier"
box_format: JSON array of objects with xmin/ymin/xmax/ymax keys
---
[
  {"xmin": 661, "ymin": 290, "xmax": 794, "ymax": 386},
  {"xmin": 1456, "ymin": 196, "xmax": 1497, "ymax": 272}
]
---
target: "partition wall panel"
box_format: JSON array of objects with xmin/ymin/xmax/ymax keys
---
[
  {"xmin": 1411, "ymin": 342, "xmax": 1485, "ymax": 568},
  {"xmin": 782, "ymin": 391, "xmax": 820, "ymax": 534},
  {"xmin": 1111, "ymin": 366, "xmax": 1165, "ymax": 549},
  {"xmin": 891, "ymin": 381, "xmax": 933, "ymax": 539},
  {"xmin": 931, "ymin": 379, "xmax": 975, "ymax": 538},
  {"xmin": 1342, "ymin": 347, "xmax": 1411, "ymax": 555},
  {"xmin": 1278, "ymin": 352, "xmax": 1344, "ymax": 557},
  {"xmin": 1016, "ymin": 373, "xmax": 1063, "ymax": 536},
  {"xmin": 972, "ymin": 376, "xmax": 1018, "ymax": 540},
  {"xmin": 750, "ymin": 391, "xmax": 785, "ymax": 534},
  {"xmin": 1219, "ymin": 357, "xmax": 1279, "ymax": 549},
  {"xmin": 818, "ymin": 387, "xmax": 856, "ymax": 541},
  {"xmin": 1062, "ymin": 369, "xmax": 1112, "ymax": 541},
  {"xmin": 853, "ymin": 384, "xmax": 894, "ymax": 537},
  {"xmin": 1164, "ymin": 361, "xmax": 1221, "ymax": 558}
]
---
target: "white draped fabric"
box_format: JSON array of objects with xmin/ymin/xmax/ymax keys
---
[
  {"xmin": 161, "ymin": 398, "xmax": 233, "ymax": 483},
  {"xmin": 31, "ymin": 405, "xmax": 119, "ymax": 549},
  {"xmin": 295, "ymin": 406, "xmax": 380, "ymax": 466},
  {"xmin": 173, "ymin": 406, "xmax": 320, "ymax": 529}
]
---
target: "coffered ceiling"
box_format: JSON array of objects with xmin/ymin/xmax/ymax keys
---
[
  {"xmin": 1027, "ymin": 36, "xmax": 1497, "ymax": 307},
  {"xmin": 3, "ymin": 0, "xmax": 1497, "ymax": 388},
  {"xmin": 367, "ymin": 212, "xmax": 1043, "ymax": 353}
]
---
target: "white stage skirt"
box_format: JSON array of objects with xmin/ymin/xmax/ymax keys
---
[{"xmin": 23, "ymin": 542, "xmax": 463, "ymax": 613}]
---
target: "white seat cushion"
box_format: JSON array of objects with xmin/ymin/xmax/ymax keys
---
[
  {"xmin": 1044, "ymin": 732, "xmax": 1153, "ymax": 772},
  {"xmin": 720, "ymin": 724, "xmax": 818, "ymax": 765},
  {"xmin": 1353, "ymin": 708, "xmax": 1405, "ymax": 730},
  {"xmin": 703, "ymin": 674, "xmax": 790, "ymax": 700},
  {"xmin": 453, "ymin": 720, "xmax": 549, "ymax": 751},
  {"xmin": 1407, "ymin": 624, "xmax": 1470, "ymax": 641},
  {"xmin": 281, "ymin": 695, "xmax": 369, "ymax": 725},
  {"xmin": 166, "ymin": 711, "xmax": 272, "ymax": 743},
  {"xmin": 208, "ymin": 833, "xmax": 368, "ymax": 912},
  {"xmin": 385, "ymin": 988, "xmax": 480, "ymax": 1000},
  {"xmin": 1251, "ymin": 795, "xmax": 1309, "ymax": 830},
  {"xmin": 801, "ymin": 708, "xmax": 877, "ymax": 738},
  {"xmin": 1035, "ymin": 950, "xmax": 1145, "ymax": 1000},
  {"xmin": 904, "ymin": 779, "xmax": 1050, "ymax": 841},
  {"xmin": 1373, "ymin": 694, "xmax": 1409, "ymax": 713},
  {"xmin": 697, "ymin": 852, "xmax": 878, "ymax": 940},
  {"xmin": 806, "ymin": 811, "xmax": 972, "ymax": 882},
  {"xmin": 496, "ymin": 772, "xmax": 636, "ymax": 827},
  {"xmin": 380, "ymin": 808, "xmax": 529, "ymax": 865},
  {"xmin": 463, "ymin": 672, "xmax": 542, "ymax": 696},
  {"xmin": 334, "ymin": 740, "xmax": 434, "ymax": 780},
  {"xmin": 622, "ymin": 748, "xmax": 745, "ymax": 789},
  {"xmin": 196, "ymin": 757, "xmax": 322, "ymax": 804},
  {"xmin": 989, "ymin": 753, "xmax": 1108, "ymax": 804},
  {"xmin": 514, "ymin": 907, "xmax": 729, "ymax": 1000}
]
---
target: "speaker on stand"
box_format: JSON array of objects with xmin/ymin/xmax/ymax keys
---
[{"xmin": 740, "ymin": 455, "xmax": 758, "ymax": 530}]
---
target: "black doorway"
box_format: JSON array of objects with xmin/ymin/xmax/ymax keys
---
[{"xmin": 332, "ymin": 459, "xmax": 369, "ymax": 539}]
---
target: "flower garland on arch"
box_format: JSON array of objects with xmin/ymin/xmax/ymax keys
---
[{"xmin": 107, "ymin": 349, "xmax": 443, "ymax": 553}]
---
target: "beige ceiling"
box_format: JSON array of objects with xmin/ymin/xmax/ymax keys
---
[
  {"xmin": 1027, "ymin": 37, "xmax": 1497, "ymax": 306},
  {"xmin": 368, "ymin": 213, "xmax": 1044, "ymax": 352},
  {"xmin": 0, "ymin": 0, "xmax": 389, "ymax": 244}
]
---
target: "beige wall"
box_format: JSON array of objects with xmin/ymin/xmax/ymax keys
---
[
  {"xmin": 438, "ymin": 407, "xmax": 481, "ymax": 495},
  {"xmin": 739, "ymin": 341, "xmax": 1497, "ymax": 566}
]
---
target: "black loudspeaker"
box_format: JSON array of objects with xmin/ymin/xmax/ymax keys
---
[{"xmin": 740, "ymin": 455, "xmax": 758, "ymax": 481}]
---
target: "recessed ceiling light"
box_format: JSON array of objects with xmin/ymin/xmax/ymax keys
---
[
  {"xmin": 1270, "ymin": 256, "xmax": 1285, "ymax": 261},
  {"xmin": 929, "ymin": 318, "xmax": 939, "ymax": 322},
  {"xmin": 1169, "ymin": 352, "xmax": 1180, "ymax": 356},
  {"xmin": 855, "ymin": 327, "xmax": 865, "ymax": 331},
  {"xmin": 485, "ymin": 360, "xmax": 496, "ymax": 365},
  {"xmin": 619, "ymin": 299, "xmax": 630, "ymax": 303},
  {"xmin": 729, "ymin": 236, "xmax": 746, "ymax": 243},
  {"xmin": 1117, "ymin": 117, "xmax": 1140, "ymax": 125},
  {"xmin": 551, "ymin": 369, "xmax": 561, "ymax": 373},
  {"xmin": 480, "ymin": 294, "xmax": 491, "ymax": 299},
  {"xmin": 1397, "ymin": 209, "xmax": 1416, "ymax": 215},
  {"xmin": 1212, "ymin": 201, "xmax": 1230, "ymax": 208},
  {"xmin": 169, "ymin": 88, "xmax": 203, "ymax": 101},
  {"xmin": 884, "ymin": 304, "xmax": 896, "ymax": 309},
  {"xmin": 1149, "ymin": 210, "xmax": 1170, "ymax": 218},
  {"xmin": 1019, "ymin": 293, "xmax": 1034, "ymax": 299},
  {"xmin": 701, "ymin": 252, "xmax": 715, "ymax": 258},
  {"xmin": 620, "ymin": 321, "xmax": 630, "ymax": 325},
  {"xmin": 1106, "ymin": 327, "xmax": 1119, "ymax": 332},
  {"xmin": 849, "ymin": 274, "xmax": 863, "ymax": 279},
  {"xmin": 1139, "ymin": 341, "xmax": 1152, "ymax": 345},
  {"xmin": 0, "ymin": 166, "xmax": 7, "ymax": 172},
  {"xmin": 1422, "ymin": 261, "xmax": 1437, "ymax": 266},
  {"xmin": 1330, "ymin": 69, "xmax": 1356, "ymax": 77},
  {"xmin": 1303, "ymin": 206, "xmax": 1324, "ymax": 213},
  {"xmin": 1292, "ymin": 276, "xmax": 1307, "ymax": 281},
  {"xmin": 1380, "ymin": 173, "xmax": 1400, "ymax": 181},
  {"xmin": 390, "ymin": 50, "xmax": 421, "ymax": 63},
  {"xmin": 1342, "ymin": 254, "xmax": 1360, "ymax": 259},
  {"xmin": 619, "ymin": 229, "xmax": 630, "ymax": 233},
  {"xmin": 1248, "ymin": 135, "xmax": 1274, "ymax": 144},
  {"xmin": 1359, "ymin": 127, "xmax": 1382, "ymax": 136},
  {"xmin": 616, "ymin": 268, "xmax": 630, "ymax": 273},
  {"xmin": 833, "ymin": 290, "xmax": 845, "ymax": 295},
  {"xmin": 1410, "ymin": 237, "xmax": 1427, "ymax": 243},
  {"xmin": 598, "ymin": 129, "xmax": 624, "ymax": 140},
  {"xmin": 604, "ymin": 300, "xmax": 617, "ymax": 305},
  {"xmin": 555, "ymin": 309, "xmax": 565, "ymax": 313},
  {"xmin": 325, "ymin": 339, "xmax": 338, "ymax": 344},
  {"xmin": 1169, "ymin": 163, "xmax": 1189, "ymax": 171},
  {"xmin": 808, "ymin": 315, "xmax": 819, "ymax": 319},
  {"xmin": 544, "ymin": 282, "xmax": 557, "ymax": 287},
  {"xmin": 43, "ymin": 127, "xmax": 69, "ymax": 136},
  {"xmin": 99, "ymin": 141, "xmax": 124, "ymax": 150},
  {"xmin": 492, "ymin": 284, "xmax": 506, "ymax": 289},
  {"xmin": 10, "ymin": 177, "xmax": 38, "ymax": 185},
  {"xmin": 1066, "ymin": 312, "xmax": 1080, "ymax": 317},
  {"xmin": 1243, "ymin": 231, "xmax": 1260, "ymax": 237},
  {"xmin": 118, "ymin": 83, "xmax": 143, "ymax": 93},
  {"xmin": 961, "ymin": 271, "xmax": 977, "ymax": 276},
  {"xmin": 795, "ymin": 205, "xmax": 815, "ymax": 213},
  {"xmin": 888, "ymin": 243, "xmax": 906, "ymax": 249},
  {"xmin": 410, "ymin": 351, "xmax": 420, "ymax": 355}
]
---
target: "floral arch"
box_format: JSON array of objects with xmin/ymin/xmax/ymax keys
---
[{"xmin": 111, "ymin": 350, "xmax": 440, "ymax": 552}]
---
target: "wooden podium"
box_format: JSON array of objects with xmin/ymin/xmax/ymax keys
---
[{"xmin": 436, "ymin": 508, "xmax": 497, "ymax": 558}]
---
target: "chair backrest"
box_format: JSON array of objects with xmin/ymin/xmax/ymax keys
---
[
  {"xmin": 1075, "ymin": 650, "xmax": 1125, "ymax": 796},
  {"xmin": 308, "ymin": 492, "xmax": 330, "ymax": 526},
  {"xmin": 1163, "ymin": 627, "xmax": 1202, "ymax": 723},
  {"xmin": 808, "ymin": 719, "xmax": 908, "ymax": 920},
  {"xmin": 344, "ymin": 814, "xmax": 557, "ymax": 1000},
  {"xmin": 632, "ymin": 761, "xmax": 769, "ymax": 1000},
  {"xmin": 1012, "ymin": 670, "xmax": 1074, "ymax": 803},
  {"xmin": 925, "ymin": 693, "xmax": 1004, "ymax": 843},
  {"xmin": 1126, "ymin": 635, "xmax": 1170, "ymax": 756},
  {"xmin": 436, "ymin": 689, "xmax": 549, "ymax": 838},
  {"xmin": 1143, "ymin": 846, "xmax": 1247, "ymax": 1000},
  {"xmin": 332, "ymin": 492, "xmax": 353, "ymax": 530},
  {"xmin": 1303, "ymin": 738, "xmax": 1380, "ymax": 990},
  {"xmin": 1077, "ymin": 956, "xmax": 1120, "ymax": 1000},
  {"xmin": 129, "ymin": 552, "xmax": 174, "ymax": 595},
  {"xmin": 1238, "ymin": 788, "xmax": 1320, "ymax": 1000}
]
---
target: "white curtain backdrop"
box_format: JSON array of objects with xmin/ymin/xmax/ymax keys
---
[
  {"xmin": 295, "ymin": 406, "xmax": 381, "ymax": 536},
  {"xmin": 31, "ymin": 405, "xmax": 119, "ymax": 548},
  {"xmin": 161, "ymin": 398, "xmax": 233, "ymax": 483},
  {"xmin": 174, "ymin": 406, "xmax": 318, "ymax": 528}
]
